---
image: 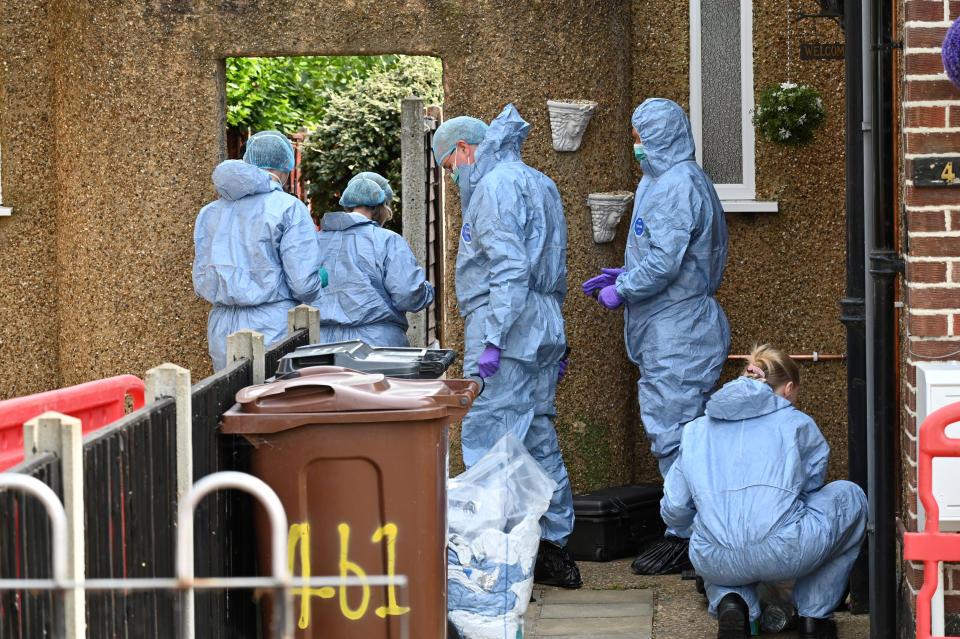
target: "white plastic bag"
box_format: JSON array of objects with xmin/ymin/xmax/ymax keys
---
[{"xmin": 447, "ymin": 432, "xmax": 557, "ymax": 639}]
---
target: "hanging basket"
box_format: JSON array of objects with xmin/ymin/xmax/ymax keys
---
[
  {"xmin": 752, "ymin": 83, "xmax": 827, "ymax": 147},
  {"xmin": 587, "ymin": 192, "xmax": 633, "ymax": 244},
  {"xmin": 547, "ymin": 100, "xmax": 598, "ymax": 152},
  {"xmin": 944, "ymin": 17, "xmax": 960, "ymax": 89}
]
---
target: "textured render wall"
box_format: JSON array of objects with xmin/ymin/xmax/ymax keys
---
[
  {"xmin": 0, "ymin": 0, "xmax": 62, "ymax": 398},
  {"xmin": 0, "ymin": 0, "xmax": 853, "ymax": 495},
  {"xmin": 622, "ymin": 1, "xmax": 851, "ymax": 483},
  {"xmin": 0, "ymin": 0, "xmax": 638, "ymax": 489},
  {"xmin": 899, "ymin": 0, "xmax": 960, "ymax": 627}
]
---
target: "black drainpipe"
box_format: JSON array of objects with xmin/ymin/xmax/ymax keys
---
[
  {"xmin": 841, "ymin": 0, "xmax": 870, "ymax": 615},
  {"xmin": 868, "ymin": 0, "xmax": 903, "ymax": 635}
]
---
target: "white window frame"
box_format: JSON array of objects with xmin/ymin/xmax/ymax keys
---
[{"xmin": 689, "ymin": 0, "xmax": 777, "ymax": 213}]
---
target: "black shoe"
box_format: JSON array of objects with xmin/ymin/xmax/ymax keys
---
[
  {"xmin": 716, "ymin": 593, "xmax": 750, "ymax": 639},
  {"xmin": 534, "ymin": 540, "xmax": 583, "ymax": 589},
  {"xmin": 798, "ymin": 616, "xmax": 838, "ymax": 639},
  {"xmin": 630, "ymin": 535, "xmax": 692, "ymax": 575}
]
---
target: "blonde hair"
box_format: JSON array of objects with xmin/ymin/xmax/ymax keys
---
[
  {"xmin": 742, "ymin": 343, "xmax": 800, "ymax": 390},
  {"xmin": 372, "ymin": 203, "xmax": 393, "ymax": 227}
]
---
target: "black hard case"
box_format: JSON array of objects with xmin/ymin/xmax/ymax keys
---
[{"xmin": 566, "ymin": 483, "xmax": 666, "ymax": 562}]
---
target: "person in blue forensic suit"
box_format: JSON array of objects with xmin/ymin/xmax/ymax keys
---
[
  {"xmin": 314, "ymin": 174, "xmax": 434, "ymax": 346},
  {"xmin": 661, "ymin": 345, "xmax": 867, "ymax": 639},
  {"xmin": 433, "ymin": 104, "xmax": 580, "ymax": 588},
  {"xmin": 193, "ymin": 130, "xmax": 326, "ymax": 372},
  {"xmin": 582, "ymin": 98, "xmax": 730, "ymax": 572}
]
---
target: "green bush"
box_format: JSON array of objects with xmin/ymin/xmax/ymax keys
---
[
  {"xmin": 226, "ymin": 55, "xmax": 400, "ymax": 134},
  {"xmin": 752, "ymin": 82, "xmax": 826, "ymax": 147},
  {"xmin": 300, "ymin": 56, "xmax": 444, "ymax": 231}
]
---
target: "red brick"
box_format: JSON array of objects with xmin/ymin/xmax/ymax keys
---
[
  {"xmin": 951, "ymin": 211, "xmax": 960, "ymax": 230},
  {"xmin": 908, "ymin": 259, "xmax": 949, "ymax": 281},
  {"xmin": 906, "ymin": 25, "xmax": 950, "ymax": 48},
  {"xmin": 906, "ymin": 105, "xmax": 948, "ymax": 127},
  {"xmin": 909, "ymin": 236, "xmax": 960, "ymax": 257},
  {"xmin": 906, "ymin": 79, "xmax": 960, "ymax": 101},
  {"xmin": 907, "ymin": 186, "xmax": 960, "ymax": 208},
  {"xmin": 951, "ymin": 262, "xmax": 960, "ymax": 281},
  {"xmin": 906, "ymin": 131, "xmax": 960, "ymax": 154},
  {"xmin": 950, "ymin": 564, "xmax": 960, "ymax": 591},
  {"xmin": 906, "ymin": 560, "xmax": 925, "ymax": 592},
  {"xmin": 910, "ymin": 312, "xmax": 950, "ymax": 334},
  {"xmin": 904, "ymin": 412, "xmax": 918, "ymax": 438},
  {"xmin": 908, "ymin": 286, "xmax": 960, "ymax": 308},
  {"xmin": 906, "ymin": 0, "xmax": 948, "ymax": 21},
  {"xmin": 952, "ymin": 106, "xmax": 960, "ymax": 126},
  {"xmin": 907, "ymin": 208, "xmax": 948, "ymax": 231},
  {"xmin": 947, "ymin": 593, "xmax": 960, "ymax": 613},
  {"xmin": 909, "ymin": 338, "xmax": 960, "ymax": 356},
  {"xmin": 951, "ymin": 0, "xmax": 960, "ymax": 20},
  {"xmin": 954, "ymin": 312, "xmax": 960, "ymax": 329},
  {"xmin": 907, "ymin": 52, "xmax": 948, "ymax": 75},
  {"xmin": 907, "ymin": 361, "xmax": 919, "ymax": 386}
]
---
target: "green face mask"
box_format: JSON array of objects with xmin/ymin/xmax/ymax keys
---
[
  {"xmin": 634, "ymin": 144, "xmax": 646, "ymax": 163},
  {"xmin": 452, "ymin": 166, "xmax": 461, "ymax": 185}
]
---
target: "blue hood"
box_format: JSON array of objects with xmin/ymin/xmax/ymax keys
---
[
  {"xmin": 212, "ymin": 160, "xmax": 279, "ymax": 201},
  {"xmin": 631, "ymin": 98, "xmax": 696, "ymax": 178},
  {"xmin": 471, "ymin": 103, "xmax": 530, "ymax": 185},
  {"xmin": 705, "ymin": 377, "xmax": 793, "ymax": 421},
  {"xmin": 320, "ymin": 210, "xmax": 378, "ymax": 231}
]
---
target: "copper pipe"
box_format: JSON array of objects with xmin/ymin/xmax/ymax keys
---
[{"xmin": 727, "ymin": 353, "xmax": 845, "ymax": 361}]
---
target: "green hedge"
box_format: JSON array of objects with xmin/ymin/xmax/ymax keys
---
[{"xmin": 300, "ymin": 56, "xmax": 443, "ymax": 231}]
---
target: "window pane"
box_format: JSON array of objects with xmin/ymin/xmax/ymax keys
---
[{"xmin": 700, "ymin": 0, "xmax": 742, "ymax": 185}]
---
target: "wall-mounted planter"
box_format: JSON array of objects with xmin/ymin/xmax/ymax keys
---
[
  {"xmin": 547, "ymin": 100, "xmax": 598, "ymax": 152},
  {"xmin": 587, "ymin": 192, "xmax": 633, "ymax": 244}
]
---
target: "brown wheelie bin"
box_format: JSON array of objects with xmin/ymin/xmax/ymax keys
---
[{"xmin": 220, "ymin": 366, "xmax": 479, "ymax": 639}]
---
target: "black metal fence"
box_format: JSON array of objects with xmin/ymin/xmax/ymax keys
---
[{"xmin": 0, "ymin": 328, "xmax": 310, "ymax": 638}]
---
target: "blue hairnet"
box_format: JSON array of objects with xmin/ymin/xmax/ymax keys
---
[
  {"xmin": 340, "ymin": 177, "xmax": 386, "ymax": 208},
  {"xmin": 349, "ymin": 171, "xmax": 394, "ymax": 204},
  {"xmin": 433, "ymin": 116, "xmax": 489, "ymax": 166},
  {"xmin": 243, "ymin": 130, "xmax": 296, "ymax": 172}
]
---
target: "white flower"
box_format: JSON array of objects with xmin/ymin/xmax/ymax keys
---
[
  {"xmin": 780, "ymin": 81, "xmax": 798, "ymax": 89},
  {"xmin": 778, "ymin": 128, "xmax": 791, "ymax": 139},
  {"xmin": 778, "ymin": 105, "xmax": 788, "ymax": 112},
  {"xmin": 816, "ymin": 97, "xmax": 823, "ymax": 108},
  {"xmin": 796, "ymin": 113, "xmax": 807, "ymax": 124}
]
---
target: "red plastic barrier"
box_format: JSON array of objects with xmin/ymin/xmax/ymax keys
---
[
  {"xmin": 903, "ymin": 401, "xmax": 960, "ymax": 639},
  {"xmin": 0, "ymin": 375, "xmax": 145, "ymax": 471}
]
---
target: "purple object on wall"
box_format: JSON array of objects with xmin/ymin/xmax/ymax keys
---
[{"xmin": 944, "ymin": 17, "xmax": 960, "ymax": 88}]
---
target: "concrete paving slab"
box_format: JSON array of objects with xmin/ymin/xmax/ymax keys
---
[
  {"xmin": 534, "ymin": 616, "xmax": 651, "ymax": 635},
  {"xmin": 539, "ymin": 602, "xmax": 653, "ymax": 618},
  {"xmin": 537, "ymin": 589, "xmax": 653, "ymax": 604}
]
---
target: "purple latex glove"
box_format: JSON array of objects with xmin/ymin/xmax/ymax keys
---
[
  {"xmin": 557, "ymin": 358, "xmax": 569, "ymax": 382},
  {"xmin": 598, "ymin": 284, "xmax": 625, "ymax": 310},
  {"xmin": 478, "ymin": 344, "xmax": 501, "ymax": 378},
  {"xmin": 582, "ymin": 267, "xmax": 625, "ymax": 296}
]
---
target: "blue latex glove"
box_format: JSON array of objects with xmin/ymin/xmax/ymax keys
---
[
  {"xmin": 318, "ymin": 266, "xmax": 329, "ymax": 288},
  {"xmin": 582, "ymin": 267, "xmax": 625, "ymax": 296},
  {"xmin": 598, "ymin": 285, "xmax": 625, "ymax": 310},
  {"xmin": 558, "ymin": 358, "xmax": 569, "ymax": 382},
  {"xmin": 478, "ymin": 344, "xmax": 501, "ymax": 378}
]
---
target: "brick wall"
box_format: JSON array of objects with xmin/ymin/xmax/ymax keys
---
[{"xmin": 902, "ymin": 0, "xmax": 960, "ymax": 622}]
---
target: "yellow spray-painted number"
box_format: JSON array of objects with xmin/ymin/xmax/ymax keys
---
[
  {"xmin": 941, "ymin": 161, "xmax": 957, "ymax": 183},
  {"xmin": 286, "ymin": 522, "xmax": 411, "ymax": 628},
  {"xmin": 287, "ymin": 523, "xmax": 336, "ymax": 629},
  {"xmin": 372, "ymin": 523, "xmax": 411, "ymax": 618}
]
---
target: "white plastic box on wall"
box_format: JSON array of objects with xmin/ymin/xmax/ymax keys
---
[
  {"xmin": 915, "ymin": 361, "xmax": 960, "ymax": 636},
  {"xmin": 916, "ymin": 362, "xmax": 960, "ymax": 533}
]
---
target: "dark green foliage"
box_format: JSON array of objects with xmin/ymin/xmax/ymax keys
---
[
  {"xmin": 225, "ymin": 55, "xmax": 399, "ymax": 134},
  {"xmin": 300, "ymin": 56, "xmax": 444, "ymax": 230},
  {"xmin": 752, "ymin": 82, "xmax": 827, "ymax": 147}
]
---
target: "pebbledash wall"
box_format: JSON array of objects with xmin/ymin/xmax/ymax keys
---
[
  {"xmin": 0, "ymin": 1, "xmax": 849, "ymax": 491},
  {"xmin": 900, "ymin": 0, "xmax": 960, "ymax": 633}
]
